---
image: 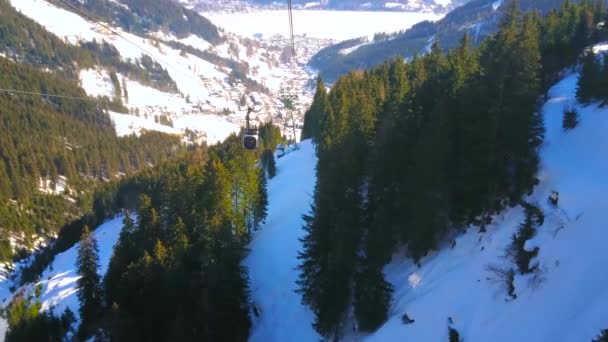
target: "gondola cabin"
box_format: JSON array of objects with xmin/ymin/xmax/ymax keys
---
[
  {"xmin": 243, "ymin": 106, "xmax": 258, "ymax": 150},
  {"xmin": 243, "ymin": 129, "xmax": 259, "ymax": 150}
]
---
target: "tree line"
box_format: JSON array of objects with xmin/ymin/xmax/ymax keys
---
[
  {"xmin": 0, "ymin": 44, "xmax": 184, "ymax": 261},
  {"xmin": 299, "ymin": 0, "xmax": 607, "ymax": 338},
  {"xmin": 5, "ymin": 120, "xmax": 284, "ymax": 340}
]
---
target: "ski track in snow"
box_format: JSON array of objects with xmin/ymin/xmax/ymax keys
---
[{"xmin": 245, "ymin": 140, "xmax": 321, "ymax": 342}]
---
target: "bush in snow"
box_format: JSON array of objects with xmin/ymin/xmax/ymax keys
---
[
  {"xmin": 449, "ymin": 327, "xmax": 461, "ymax": 342},
  {"xmin": 593, "ymin": 329, "xmax": 608, "ymax": 342},
  {"xmin": 563, "ymin": 106, "xmax": 580, "ymax": 131},
  {"xmin": 507, "ymin": 202, "xmax": 541, "ymax": 274},
  {"xmin": 401, "ymin": 313, "xmax": 415, "ymax": 324},
  {"xmin": 261, "ymin": 149, "xmax": 277, "ymax": 179},
  {"xmin": 485, "ymin": 264, "xmax": 517, "ymax": 299}
]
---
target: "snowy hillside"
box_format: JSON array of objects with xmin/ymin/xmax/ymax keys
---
[
  {"xmin": 9, "ymin": 0, "xmax": 330, "ymax": 143},
  {"xmin": 32, "ymin": 216, "xmax": 126, "ymax": 322},
  {"xmin": 0, "ymin": 215, "xmax": 127, "ymax": 338},
  {"xmin": 244, "ymin": 55, "xmax": 608, "ymax": 340},
  {"xmin": 245, "ymin": 140, "xmax": 320, "ymax": 342},
  {"xmin": 359, "ymin": 72, "xmax": 608, "ymax": 342}
]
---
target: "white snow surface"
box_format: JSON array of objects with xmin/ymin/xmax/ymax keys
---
[
  {"xmin": 172, "ymin": 114, "xmax": 240, "ymax": 144},
  {"xmin": 38, "ymin": 175, "xmax": 68, "ymax": 196},
  {"xmin": 492, "ymin": 0, "xmax": 503, "ymax": 11},
  {"xmin": 0, "ymin": 215, "xmax": 126, "ymax": 340},
  {"xmin": 108, "ymin": 112, "xmax": 182, "ymax": 137},
  {"xmin": 204, "ymin": 10, "xmax": 441, "ymax": 40},
  {"xmin": 36, "ymin": 215, "xmax": 127, "ymax": 321},
  {"xmin": 245, "ymin": 140, "xmax": 320, "ymax": 342},
  {"xmin": 246, "ymin": 59, "xmax": 608, "ymax": 341},
  {"xmin": 79, "ymin": 69, "xmax": 116, "ymax": 99}
]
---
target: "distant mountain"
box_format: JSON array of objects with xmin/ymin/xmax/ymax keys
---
[
  {"xmin": 250, "ymin": 0, "xmax": 469, "ymax": 12},
  {"xmin": 182, "ymin": 0, "xmax": 474, "ymax": 14},
  {"xmin": 310, "ymin": 0, "xmax": 576, "ymax": 82}
]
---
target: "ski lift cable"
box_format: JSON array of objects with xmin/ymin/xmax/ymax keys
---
[
  {"xmin": 286, "ymin": 0, "xmax": 299, "ymax": 148},
  {"xmin": 0, "ymin": 87, "xmax": 114, "ymax": 103}
]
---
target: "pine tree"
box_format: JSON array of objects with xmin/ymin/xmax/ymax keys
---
[
  {"xmin": 260, "ymin": 149, "xmax": 277, "ymax": 178},
  {"xmin": 267, "ymin": 150, "xmax": 277, "ymax": 178},
  {"xmin": 137, "ymin": 194, "xmax": 163, "ymax": 251},
  {"xmin": 509, "ymin": 204, "xmax": 540, "ymax": 274},
  {"xmin": 577, "ymin": 50, "xmax": 601, "ymax": 103},
  {"xmin": 76, "ymin": 226, "xmax": 102, "ymax": 337},
  {"xmin": 599, "ymin": 54, "xmax": 608, "ymax": 100},
  {"xmin": 254, "ymin": 169, "xmax": 268, "ymax": 230},
  {"xmin": 449, "ymin": 327, "xmax": 461, "ymax": 342},
  {"xmin": 302, "ymin": 77, "xmax": 332, "ymax": 145},
  {"xmin": 353, "ymin": 265, "xmax": 392, "ymax": 332},
  {"xmin": 105, "ymin": 211, "xmax": 137, "ymax": 303},
  {"xmin": 169, "ymin": 217, "xmax": 189, "ymax": 257},
  {"xmin": 61, "ymin": 307, "xmax": 76, "ymax": 332},
  {"xmin": 562, "ymin": 106, "xmax": 580, "ymax": 130}
]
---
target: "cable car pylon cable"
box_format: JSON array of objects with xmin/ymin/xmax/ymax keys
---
[{"xmin": 286, "ymin": 0, "xmax": 299, "ymax": 149}]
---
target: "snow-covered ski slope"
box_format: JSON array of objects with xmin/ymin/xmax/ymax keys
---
[
  {"xmin": 34, "ymin": 215, "xmax": 126, "ymax": 322},
  {"xmin": 245, "ymin": 59, "xmax": 608, "ymax": 341},
  {"xmin": 245, "ymin": 140, "xmax": 321, "ymax": 341},
  {"xmin": 0, "ymin": 215, "xmax": 127, "ymax": 332}
]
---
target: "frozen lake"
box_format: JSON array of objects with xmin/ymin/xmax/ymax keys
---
[{"xmin": 204, "ymin": 10, "xmax": 442, "ymax": 41}]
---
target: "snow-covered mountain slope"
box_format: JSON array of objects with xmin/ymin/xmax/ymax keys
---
[
  {"xmin": 245, "ymin": 58, "xmax": 608, "ymax": 340},
  {"xmin": 360, "ymin": 72, "xmax": 608, "ymax": 342},
  {"xmin": 0, "ymin": 215, "xmax": 127, "ymax": 338},
  {"xmin": 311, "ymin": 0, "xmax": 570, "ymax": 82},
  {"xmin": 34, "ymin": 216, "xmax": 126, "ymax": 322},
  {"xmin": 245, "ymin": 140, "xmax": 320, "ymax": 342},
  {"xmin": 10, "ymin": 0, "xmax": 329, "ymax": 143}
]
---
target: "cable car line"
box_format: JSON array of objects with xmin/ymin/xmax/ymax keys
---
[{"xmin": 0, "ymin": 87, "xmax": 113, "ymax": 103}]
